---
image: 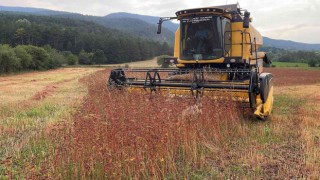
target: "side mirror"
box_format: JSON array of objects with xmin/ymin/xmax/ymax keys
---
[
  {"xmin": 243, "ymin": 11, "xmax": 250, "ymax": 28},
  {"xmin": 157, "ymin": 17, "xmax": 177, "ymax": 34},
  {"xmin": 263, "ymin": 54, "xmax": 272, "ymax": 65},
  {"xmin": 157, "ymin": 19, "xmax": 163, "ymax": 34}
]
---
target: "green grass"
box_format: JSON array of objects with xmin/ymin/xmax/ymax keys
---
[
  {"xmin": 271, "ymin": 61, "xmax": 320, "ymax": 70},
  {"xmin": 13, "ymin": 135, "xmax": 56, "ymax": 179},
  {"xmin": 0, "ymin": 68, "xmax": 98, "ymax": 179},
  {"xmin": 273, "ymin": 94, "xmax": 305, "ymax": 115},
  {"xmin": 271, "ymin": 62, "xmax": 309, "ymax": 67},
  {"xmin": 0, "ymin": 102, "xmax": 68, "ymax": 178}
]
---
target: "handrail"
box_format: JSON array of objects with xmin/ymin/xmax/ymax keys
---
[
  {"xmin": 224, "ymin": 30, "xmax": 253, "ymax": 64},
  {"xmin": 224, "ymin": 30, "xmax": 244, "ymax": 58}
]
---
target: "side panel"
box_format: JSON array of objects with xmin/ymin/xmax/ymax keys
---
[
  {"xmin": 231, "ymin": 22, "xmax": 263, "ymax": 61},
  {"xmin": 174, "ymin": 27, "xmax": 180, "ymax": 58},
  {"xmin": 231, "ymin": 22, "xmax": 244, "ymax": 58}
]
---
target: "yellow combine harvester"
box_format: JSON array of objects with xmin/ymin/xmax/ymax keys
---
[{"xmin": 108, "ymin": 4, "xmax": 273, "ymax": 119}]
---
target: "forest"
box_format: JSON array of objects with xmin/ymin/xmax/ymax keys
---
[
  {"xmin": 0, "ymin": 44, "xmax": 70, "ymax": 74},
  {"xmin": 0, "ymin": 12, "xmax": 172, "ymax": 66}
]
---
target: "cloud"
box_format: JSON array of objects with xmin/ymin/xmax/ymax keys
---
[
  {"xmin": 0, "ymin": 0, "xmax": 320, "ymax": 43},
  {"xmin": 260, "ymin": 24, "xmax": 320, "ymax": 43}
]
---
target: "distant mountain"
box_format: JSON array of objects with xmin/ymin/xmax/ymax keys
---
[
  {"xmin": 105, "ymin": 12, "xmax": 179, "ymax": 33},
  {"xmin": 0, "ymin": 6, "xmax": 174, "ymax": 45},
  {"xmin": 98, "ymin": 17, "xmax": 174, "ymax": 45},
  {"xmin": 0, "ymin": 6, "xmax": 180, "ymax": 32},
  {"xmin": 2, "ymin": 5, "xmax": 320, "ymax": 51},
  {"xmin": 263, "ymin": 37, "xmax": 320, "ymax": 51},
  {"xmin": 0, "ymin": 5, "xmax": 77, "ymax": 16},
  {"xmin": 52, "ymin": 14, "xmax": 175, "ymax": 45}
]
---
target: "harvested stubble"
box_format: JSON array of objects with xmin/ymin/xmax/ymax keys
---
[{"xmin": 266, "ymin": 68, "xmax": 320, "ymax": 86}]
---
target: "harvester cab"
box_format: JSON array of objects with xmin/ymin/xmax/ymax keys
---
[{"xmin": 108, "ymin": 4, "xmax": 273, "ymax": 119}]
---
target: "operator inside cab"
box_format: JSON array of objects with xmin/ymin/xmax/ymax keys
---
[{"xmin": 195, "ymin": 25, "xmax": 211, "ymax": 53}]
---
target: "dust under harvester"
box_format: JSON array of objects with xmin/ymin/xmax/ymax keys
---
[{"xmin": 107, "ymin": 4, "xmax": 273, "ymax": 119}]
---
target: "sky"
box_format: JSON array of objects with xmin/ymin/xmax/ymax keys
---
[{"xmin": 1, "ymin": 0, "xmax": 320, "ymax": 44}]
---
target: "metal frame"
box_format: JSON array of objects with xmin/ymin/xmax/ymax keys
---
[{"xmin": 108, "ymin": 68, "xmax": 258, "ymax": 107}]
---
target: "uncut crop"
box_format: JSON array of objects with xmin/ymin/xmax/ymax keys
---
[
  {"xmin": 51, "ymin": 68, "xmax": 320, "ymax": 179},
  {"xmin": 53, "ymin": 70, "xmax": 247, "ymax": 179}
]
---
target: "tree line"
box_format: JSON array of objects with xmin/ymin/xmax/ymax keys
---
[
  {"xmin": 0, "ymin": 13, "xmax": 172, "ymax": 65},
  {"xmin": 261, "ymin": 46, "xmax": 320, "ymax": 67},
  {"xmin": 0, "ymin": 43, "xmax": 142, "ymax": 74},
  {"xmin": 0, "ymin": 44, "xmax": 69, "ymax": 74}
]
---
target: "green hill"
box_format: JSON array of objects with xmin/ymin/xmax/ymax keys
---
[
  {"xmin": 0, "ymin": 6, "xmax": 176, "ymax": 45},
  {"xmin": 0, "ymin": 6, "xmax": 71, "ymax": 15},
  {"xmin": 263, "ymin": 37, "xmax": 320, "ymax": 51},
  {"xmin": 98, "ymin": 17, "xmax": 174, "ymax": 45},
  {"xmin": 0, "ymin": 12, "xmax": 172, "ymax": 63},
  {"xmin": 105, "ymin": 12, "xmax": 179, "ymax": 33},
  {"xmin": 49, "ymin": 13, "xmax": 175, "ymax": 45}
]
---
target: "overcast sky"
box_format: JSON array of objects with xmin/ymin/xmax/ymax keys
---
[{"xmin": 1, "ymin": 0, "xmax": 320, "ymax": 44}]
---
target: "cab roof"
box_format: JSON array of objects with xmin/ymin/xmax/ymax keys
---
[{"xmin": 175, "ymin": 4, "xmax": 243, "ymax": 22}]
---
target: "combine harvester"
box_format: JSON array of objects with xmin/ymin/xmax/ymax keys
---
[{"xmin": 108, "ymin": 4, "xmax": 273, "ymax": 119}]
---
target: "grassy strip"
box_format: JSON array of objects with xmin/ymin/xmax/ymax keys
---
[
  {"xmin": 0, "ymin": 102, "xmax": 68, "ymax": 178},
  {"xmin": 272, "ymin": 62, "xmax": 309, "ymax": 67},
  {"xmin": 299, "ymin": 89, "xmax": 320, "ymax": 177},
  {"xmin": 270, "ymin": 62, "xmax": 320, "ymax": 70},
  {"xmin": 0, "ymin": 68, "xmax": 99, "ymax": 179}
]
